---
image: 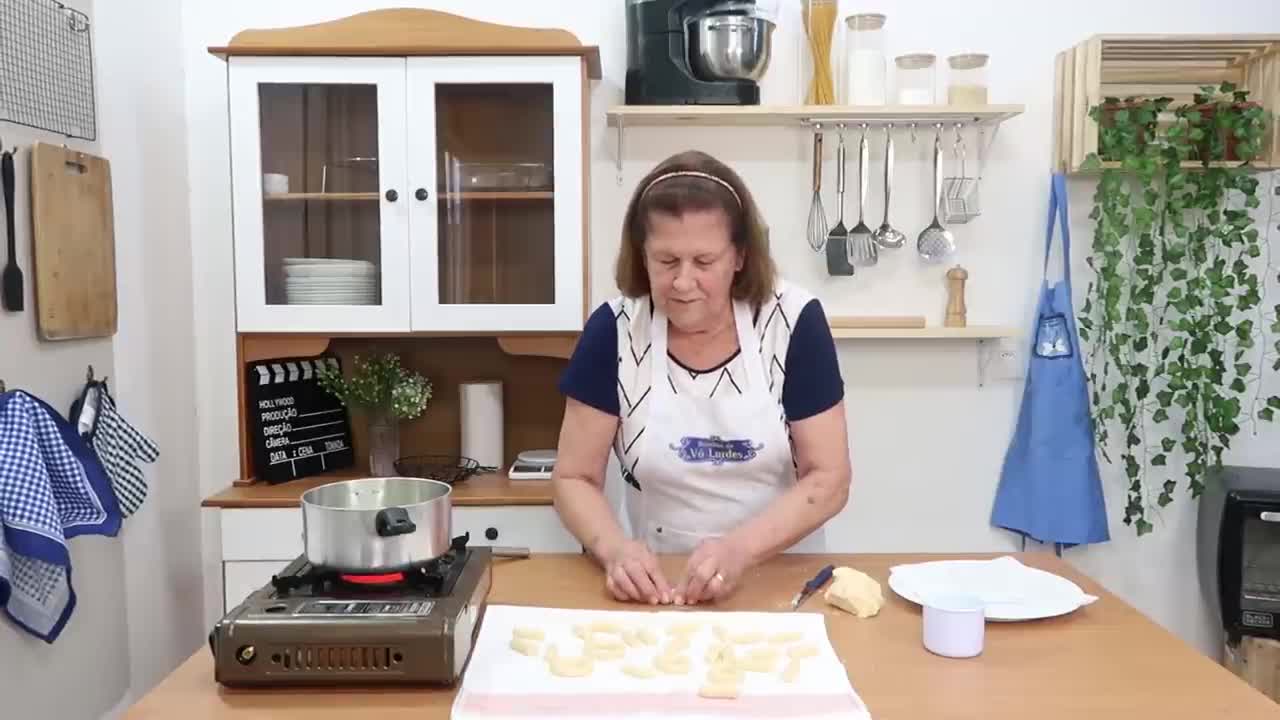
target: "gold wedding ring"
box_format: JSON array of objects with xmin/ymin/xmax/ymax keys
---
[{"xmin": 713, "ymin": 572, "xmax": 725, "ymax": 583}]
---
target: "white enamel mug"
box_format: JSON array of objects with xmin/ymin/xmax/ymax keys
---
[{"xmin": 922, "ymin": 593, "xmax": 985, "ymax": 658}]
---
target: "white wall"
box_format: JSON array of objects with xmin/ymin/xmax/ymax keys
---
[
  {"xmin": 181, "ymin": 0, "xmax": 1280, "ymax": 665},
  {"xmin": 0, "ymin": 1, "xmax": 203, "ymax": 718}
]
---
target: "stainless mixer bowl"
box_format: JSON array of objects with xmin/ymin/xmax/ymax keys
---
[{"xmin": 686, "ymin": 13, "xmax": 775, "ymax": 81}]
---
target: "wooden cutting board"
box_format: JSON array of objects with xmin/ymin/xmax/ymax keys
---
[
  {"xmin": 30, "ymin": 142, "xmax": 117, "ymax": 340},
  {"xmin": 827, "ymin": 315, "xmax": 926, "ymax": 329}
]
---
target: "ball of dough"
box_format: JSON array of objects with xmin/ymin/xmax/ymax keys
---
[{"xmin": 823, "ymin": 566, "xmax": 885, "ymax": 618}]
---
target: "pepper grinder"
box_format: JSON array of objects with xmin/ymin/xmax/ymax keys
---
[{"xmin": 945, "ymin": 265, "xmax": 968, "ymax": 327}]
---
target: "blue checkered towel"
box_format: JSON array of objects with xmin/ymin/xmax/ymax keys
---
[{"xmin": 0, "ymin": 389, "xmax": 122, "ymax": 642}]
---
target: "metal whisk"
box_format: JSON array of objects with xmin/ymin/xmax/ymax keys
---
[{"xmin": 807, "ymin": 124, "xmax": 827, "ymax": 252}]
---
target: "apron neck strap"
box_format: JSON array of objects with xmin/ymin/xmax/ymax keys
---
[
  {"xmin": 1044, "ymin": 173, "xmax": 1071, "ymax": 287},
  {"xmin": 650, "ymin": 299, "xmax": 766, "ymax": 391}
]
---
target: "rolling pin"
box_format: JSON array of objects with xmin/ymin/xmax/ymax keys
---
[{"xmin": 827, "ymin": 315, "xmax": 927, "ymax": 329}]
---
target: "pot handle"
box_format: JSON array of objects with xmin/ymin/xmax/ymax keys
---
[{"xmin": 375, "ymin": 507, "xmax": 417, "ymax": 537}]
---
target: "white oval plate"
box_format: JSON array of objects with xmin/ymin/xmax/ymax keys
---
[{"xmin": 887, "ymin": 557, "xmax": 1098, "ymax": 622}]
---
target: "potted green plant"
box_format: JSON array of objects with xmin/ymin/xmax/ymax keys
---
[
  {"xmin": 316, "ymin": 352, "xmax": 433, "ymax": 476},
  {"xmin": 1078, "ymin": 87, "xmax": 1276, "ymax": 536}
]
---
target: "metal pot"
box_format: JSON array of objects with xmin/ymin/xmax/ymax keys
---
[
  {"xmin": 300, "ymin": 476, "xmax": 452, "ymax": 573},
  {"xmin": 686, "ymin": 13, "xmax": 775, "ymax": 82}
]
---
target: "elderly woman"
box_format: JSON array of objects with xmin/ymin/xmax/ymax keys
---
[{"xmin": 552, "ymin": 150, "xmax": 850, "ymax": 606}]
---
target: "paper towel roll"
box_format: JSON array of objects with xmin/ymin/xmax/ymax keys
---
[{"xmin": 460, "ymin": 380, "xmax": 503, "ymax": 468}]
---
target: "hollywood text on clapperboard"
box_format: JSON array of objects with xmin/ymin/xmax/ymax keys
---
[{"xmin": 247, "ymin": 355, "xmax": 355, "ymax": 483}]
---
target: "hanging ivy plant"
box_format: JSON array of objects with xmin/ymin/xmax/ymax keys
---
[{"xmin": 1077, "ymin": 82, "xmax": 1276, "ymax": 536}]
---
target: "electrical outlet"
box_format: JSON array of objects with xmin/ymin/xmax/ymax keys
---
[{"xmin": 983, "ymin": 336, "xmax": 1026, "ymax": 382}]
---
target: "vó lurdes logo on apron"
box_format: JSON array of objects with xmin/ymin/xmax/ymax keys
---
[{"xmin": 669, "ymin": 436, "xmax": 764, "ymax": 466}]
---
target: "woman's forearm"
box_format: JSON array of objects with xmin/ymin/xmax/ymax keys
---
[
  {"xmin": 725, "ymin": 468, "xmax": 849, "ymax": 566},
  {"xmin": 553, "ymin": 476, "xmax": 628, "ymax": 565}
]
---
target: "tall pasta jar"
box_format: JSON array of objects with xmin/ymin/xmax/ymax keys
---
[
  {"xmin": 844, "ymin": 13, "xmax": 886, "ymax": 105},
  {"xmin": 947, "ymin": 53, "xmax": 989, "ymax": 105},
  {"xmin": 894, "ymin": 53, "xmax": 936, "ymax": 105}
]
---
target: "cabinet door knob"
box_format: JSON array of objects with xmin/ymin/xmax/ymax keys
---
[
  {"xmin": 385, "ymin": 189, "xmax": 399, "ymax": 202},
  {"xmin": 415, "ymin": 188, "xmax": 429, "ymax": 201},
  {"xmin": 485, "ymin": 527, "xmax": 499, "ymax": 541}
]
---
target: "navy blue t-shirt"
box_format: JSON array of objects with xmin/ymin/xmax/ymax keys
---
[{"xmin": 559, "ymin": 296, "xmax": 844, "ymax": 422}]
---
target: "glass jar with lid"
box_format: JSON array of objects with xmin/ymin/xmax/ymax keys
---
[
  {"xmin": 844, "ymin": 13, "xmax": 886, "ymax": 105},
  {"xmin": 894, "ymin": 53, "xmax": 936, "ymax": 105},
  {"xmin": 947, "ymin": 54, "xmax": 989, "ymax": 105}
]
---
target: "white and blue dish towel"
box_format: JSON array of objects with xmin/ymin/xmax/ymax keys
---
[{"xmin": 0, "ymin": 389, "xmax": 123, "ymax": 642}]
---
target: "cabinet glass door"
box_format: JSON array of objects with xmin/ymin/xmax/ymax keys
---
[
  {"xmin": 407, "ymin": 57, "xmax": 583, "ymax": 332},
  {"xmin": 228, "ymin": 58, "xmax": 409, "ymax": 332}
]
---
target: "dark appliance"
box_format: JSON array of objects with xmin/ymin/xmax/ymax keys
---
[
  {"xmin": 625, "ymin": 0, "xmax": 775, "ymax": 105},
  {"xmin": 1198, "ymin": 465, "xmax": 1280, "ymax": 642},
  {"xmin": 208, "ymin": 534, "xmax": 492, "ymax": 687}
]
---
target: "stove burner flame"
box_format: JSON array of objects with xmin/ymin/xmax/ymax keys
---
[{"xmin": 339, "ymin": 572, "xmax": 406, "ymax": 585}]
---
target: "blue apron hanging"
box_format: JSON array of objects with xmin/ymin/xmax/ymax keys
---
[{"xmin": 991, "ymin": 173, "xmax": 1109, "ymax": 552}]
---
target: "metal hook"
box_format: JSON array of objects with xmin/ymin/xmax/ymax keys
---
[
  {"xmin": 909, "ymin": 123, "xmax": 918, "ymax": 144},
  {"xmin": 0, "ymin": 378, "xmax": 6, "ymax": 393},
  {"xmin": 86, "ymin": 364, "xmax": 95, "ymax": 382}
]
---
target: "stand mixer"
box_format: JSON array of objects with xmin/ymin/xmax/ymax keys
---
[{"xmin": 625, "ymin": 0, "xmax": 777, "ymax": 105}]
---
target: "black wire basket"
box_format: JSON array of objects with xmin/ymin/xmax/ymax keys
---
[{"xmin": 393, "ymin": 454, "xmax": 490, "ymax": 485}]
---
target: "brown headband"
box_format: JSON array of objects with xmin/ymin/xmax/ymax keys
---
[{"xmin": 639, "ymin": 170, "xmax": 742, "ymax": 208}]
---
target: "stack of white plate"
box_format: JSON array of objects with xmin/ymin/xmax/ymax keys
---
[{"xmin": 282, "ymin": 258, "xmax": 378, "ymax": 305}]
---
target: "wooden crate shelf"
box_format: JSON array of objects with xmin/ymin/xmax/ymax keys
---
[{"xmin": 1053, "ymin": 34, "xmax": 1280, "ymax": 173}]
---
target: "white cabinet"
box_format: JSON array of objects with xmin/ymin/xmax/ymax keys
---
[
  {"xmin": 225, "ymin": 55, "xmax": 586, "ymax": 334},
  {"xmin": 216, "ymin": 505, "xmax": 582, "ymax": 612}
]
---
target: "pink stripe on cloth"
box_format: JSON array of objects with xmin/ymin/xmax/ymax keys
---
[{"xmin": 455, "ymin": 691, "xmax": 868, "ymax": 717}]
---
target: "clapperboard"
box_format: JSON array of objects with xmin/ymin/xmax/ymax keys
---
[{"xmin": 245, "ymin": 354, "xmax": 355, "ymax": 484}]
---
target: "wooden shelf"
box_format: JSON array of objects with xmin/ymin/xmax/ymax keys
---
[
  {"xmin": 606, "ymin": 103, "xmax": 1026, "ymax": 128},
  {"xmin": 205, "ymin": 471, "xmax": 554, "ymax": 508},
  {"xmin": 264, "ymin": 191, "xmax": 553, "ymax": 201},
  {"xmin": 830, "ymin": 325, "xmax": 1018, "ymax": 340},
  {"xmin": 1053, "ymin": 33, "xmax": 1280, "ymax": 173}
]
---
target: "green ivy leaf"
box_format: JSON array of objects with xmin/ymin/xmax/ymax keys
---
[
  {"xmin": 1161, "ymin": 437, "xmax": 1176, "ymax": 452},
  {"xmin": 1137, "ymin": 519, "xmax": 1154, "ymax": 536},
  {"xmin": 1261, "ymin": 408, "xmax": 1276, "ymax": 422},
  {"xmin": 1153, "ymin": 408, "xmax": 1170, "ymax": 423},
  {"xmin": 1268, "ymin": 397, "xmax": 1280, "ymax": 410},
  {"xmin": 1152, "ymin": 454, "xmax": 1167, "ymax": 466}
]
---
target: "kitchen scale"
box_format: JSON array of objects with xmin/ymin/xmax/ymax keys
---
[
  {"xmin": 508, "ymin": 448, "xmax": 556, "ymax": 480},
  {"xmin": 208, "ymin": 534, "xmax": 492, "ymax": 687}
]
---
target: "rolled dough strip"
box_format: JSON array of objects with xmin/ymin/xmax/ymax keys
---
[
  {"xmin": 698, "ymin": 682, "xmax": 741, "ymax": 699},
  {"xmin": 707, "ymin": 663, "xmax": 743, "ymax": 683},
  {"xmin": 512, "ymin": 626, "xmax": 545, "ymax": 641},
  {"xmin": 730, "ymin": 631, "xmax": 763, "ymax": 644},
  {"xmin": 654, "ymin": 653, "xmax": 691, "ymax": 675},
  {"xmin": 768, "ymin": 631, "xmax": 802, "ymax": 645},
  {"xmin": 638, "ymin": 627, "xmax": 660, "ymax": 646},
  {"xmin": 781, "ymin": 658, "xmax": 802, "ymax": 683},
  {"xmin": 622, "ymin": 663, "xmax": 657, "ymax": 679},
  {"xmin": 788, "ymin": 644, "xmax": 818, "ymax": 659},
  {"xmin": 549, "ymin": 655, "xmax": 594, "ymax": 678},
  {"xmin": 509, "ymin": 638, "xmax": 540, "ymax": 656}
]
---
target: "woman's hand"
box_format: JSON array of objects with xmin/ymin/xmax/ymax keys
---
[
  {"xmin": 674, "ymin": 537, "xmax": 749, "ymax": 605},
  {"xmin": 603, "ymin": 539, "xmax": 672, "ymax": 605}
]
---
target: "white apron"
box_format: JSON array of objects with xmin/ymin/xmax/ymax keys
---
[{"xmin": 624, "ymin": 298, "xmax": 827, "ymax": 555}]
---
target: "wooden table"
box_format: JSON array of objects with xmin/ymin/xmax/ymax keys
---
[{"xmin": 122, "ymin": 552, "xmax": 1278, "ymax": 719}]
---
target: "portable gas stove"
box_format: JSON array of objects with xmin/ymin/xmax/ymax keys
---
[{"xmin": 209, "ymin": 534, "xmax": 492, "ymax": 687}]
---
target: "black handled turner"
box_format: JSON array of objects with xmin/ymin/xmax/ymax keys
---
[{"xmin": 2, "ymin": 149, "xmax": 21, "ymax": 312}]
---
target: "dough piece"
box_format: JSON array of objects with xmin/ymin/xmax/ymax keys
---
[
  {"xmin": 788, "ymin": 644, "xmax": 818, "ymax": 660},
  {"xmin": 823, "ymin": 566, "xmax": 885, "ymax": 618},
  {"xmin": 654, "ymin": 653, "xmax": 691, "ymax": 675},
  {"xmin": 510, "ymin": 637, "xmax": 540, "ymax": 656},
  {"xmin": 768, "ymin": 631, "xmax": 803, "ymax": 645},
  {"xmin": 713, "ymin": 624, "xmax": 730, "ymax": 641},
  {"xmin": 572, "ymin": 624, "xmax": 591, "ymax": 641},
  {"xmin": 664, "ymin": 635, "xmax": 691, "ymax": 655},
  {"xmin": 730, "ymin": 631, "xmax": 763, "ymax": 644},
  {"xmin": 741, "ymin": 647, "xmax": 779, "ymax": 673},
  {"xmin": 707, "ymin": 663, "xmax": 743, "ymax": 684},
  {"xmin": 638, "ymin": 627, "xmax": 660, "ymax": 646},
  {"xmin": 545, "ymin": 643, "xmax": 559, "ymax": 660},
  {"xmin": 780, "ymin": 658, "xmax": 802, "ymax": 683},
  {"xmin": 589, "ymin": 634, "xmax": 624, "ymax": 651},
  {"xmin": 587, "ymin": 643, "xmax": 626, "ymax": 661},
  {"xmin": 512, "ymin": 626, "xmax": 545, "ymax": 642},
  {"xmin": 622, "ymin": 662, "xmax": 657, "ymax": 679},
  {"xmin": 549, "ymin": 654, "xmax": 594, "ymax": 678},
  {"xmin": 698, "ymin": 682, "xmax": 741, "ymax": 699},
  {"xmin": 590, "ymin": 620, "xmax": 624, "ymax": 634},
  {"xmin": 623, "ymin": 628, "xmax": 644, "ymax": 648},
  {"xmin": 704, "ymin": 643, "xmax": 730, "ymax": 664}
]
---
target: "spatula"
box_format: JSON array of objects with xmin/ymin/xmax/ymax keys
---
[
  {"xmin": 825, "ymin": 125, "xmax": 855, "ymax": 276},
  {"xmin": 2, "ymin": 148, "xmax": 22, "ymax": 313}
]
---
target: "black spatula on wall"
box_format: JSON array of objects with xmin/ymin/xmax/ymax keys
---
[{"xmin": 2, "ymin": 148, "xmax": 21, "ymax": 312}]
